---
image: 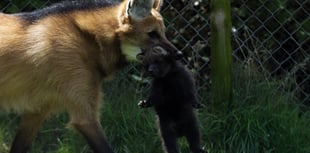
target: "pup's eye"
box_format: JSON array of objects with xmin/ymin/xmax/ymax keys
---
[{"xmin": 147, "ymin": 31, "xmax": 160, "ymax": 39}]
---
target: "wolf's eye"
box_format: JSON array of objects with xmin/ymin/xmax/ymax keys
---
[{"xmin": 147, "ymin": 31, "xmax": 160, "ymax": 39}]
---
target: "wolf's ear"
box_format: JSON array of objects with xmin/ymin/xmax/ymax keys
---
[
  {"xmin": 153, "ymin": 0, "xmax": 163, "ymax": 11},
  {"xmin": 126, "ymin": 0, "xmax": 156, "ymax": 20}
]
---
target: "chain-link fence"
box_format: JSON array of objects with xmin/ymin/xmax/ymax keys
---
[
  {"xmin": 230, "ymin": 0, "xmax": 309, "ymax": 105},
  {"xmin": 1, "ymin": 0, "xmax": 309, "ymax": 104}
]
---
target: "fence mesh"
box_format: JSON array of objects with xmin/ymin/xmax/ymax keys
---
[{"xmin": 1, "ymin": 0, "xmax": 309, "ymax": 105}]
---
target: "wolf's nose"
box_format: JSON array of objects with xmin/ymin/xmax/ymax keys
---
[{"xmin": 175, "ymin": 51, "xmax": 183, "ymax": 60}]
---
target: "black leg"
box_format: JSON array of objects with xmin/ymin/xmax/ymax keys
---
[
  {"xmin": 158, "ymin": 119, "xmax": 179, "ymax": 153},
  {"xmin": 184, "ymin": 118, "xmax": 205, "ymax": 153},
  {"xmin": 10, "ymin": 112, "xmax": 48, "ymax": 153},
  {"xmin": 71, "ymin": 120, "xmax": 113, "ymax": 153}
]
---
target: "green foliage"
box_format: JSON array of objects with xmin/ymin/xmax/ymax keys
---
[
  {"xmin": 1, "ymin": 66, "xmax": 310, "ymax": 153},
  {"xmin": 203, "ymin": 64, "xmax": 310, "ymax": 153},
  {"xmin": 0, "ymin": 1, "xmax": 309, "ymax": 152}
]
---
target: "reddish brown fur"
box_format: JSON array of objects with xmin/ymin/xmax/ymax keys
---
[{"xmin": 0, "ymin": 0, "xmax": 179, "ymax": 153}]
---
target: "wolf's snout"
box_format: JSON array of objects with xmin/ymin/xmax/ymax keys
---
[{"xmin": 175, "ymin": 50, "xmax": 183, "ymax": 60}]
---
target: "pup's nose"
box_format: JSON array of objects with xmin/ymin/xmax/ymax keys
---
[{"xmin": 148, "ymin": 64, "xmax": 157, "ymax": 73}]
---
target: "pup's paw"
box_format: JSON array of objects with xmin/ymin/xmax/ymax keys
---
[{"xmin": 138, "ymin": 100, "xmax": 152, "ymax": 108}]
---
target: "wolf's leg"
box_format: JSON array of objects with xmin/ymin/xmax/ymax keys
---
[
  {"xmin": 70, "ymin": 119, "xmax": 113, "ymax": 153},
  {"xmin": 68, "ymin": 94, "xmax": 113, "ymax": 153},
  {"xmin": 10, "ymin": 112, "xmax": 49, "ymax": 153}
]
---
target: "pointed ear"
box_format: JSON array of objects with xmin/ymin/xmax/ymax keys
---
[
  {"xmin": 153, "ymin": 0, "xmax": 163, "ymax": 11},
  {"xmin": 136, "ymin": 52, "xmax": 145, "ymax": 61},
  {"xmin": 126, "ymin": 0, "xmax": 155, "ymax": 20},
  {"xmin": 153, "ymin": 46, "xmax": 168, "ymax": 56}
]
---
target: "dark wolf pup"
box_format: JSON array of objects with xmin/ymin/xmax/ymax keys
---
[
  {"xmin": 138, "ymin": 47, "xmax": 205, "ymax": 153},
  {"xmin": 0, "ymin": 0, "xmax": 182, "ymax": 153}
]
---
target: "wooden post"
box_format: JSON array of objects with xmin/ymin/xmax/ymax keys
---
[{"xmin": 210, "ymin": 0, "xmax": 233, "ymax": 113}]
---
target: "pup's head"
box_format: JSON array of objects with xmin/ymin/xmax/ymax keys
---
[
  {"xmin": 137, "ymin": 46, "xmax": 176, "ymax": 78},
  {"xmin": 117, "ymin": 0, "xmax": 183, "ymax": 61}
]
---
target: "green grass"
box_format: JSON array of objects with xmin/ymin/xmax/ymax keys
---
[{"xmin": 1, "ymin": 67, "xmax": 310, "ymax": 153}]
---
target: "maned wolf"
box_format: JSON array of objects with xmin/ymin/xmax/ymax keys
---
[
  {"xmin": 0, "ymin": 0, "xmax": 182, "ymax": 153},
  {"xmin": 137, "ymin": 47, "xmax": 205, "ymax": 153}
]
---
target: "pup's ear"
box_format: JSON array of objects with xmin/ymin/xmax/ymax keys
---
[
  {"xmin": 152, "ymin": 46, "xmax": 183, "ymax": 60},
  {"xmin": 126, "ymin": 0, "xmax": 155, "ymax": 20},
  {"xmin": 153, "ymin": 46, "xmax": 168, "ymax": 56},
  {"xmin": 136, "ymin": 52, "xmax": 145, "ymax": 61}
]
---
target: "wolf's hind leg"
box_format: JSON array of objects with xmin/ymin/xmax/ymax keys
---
[{"xmin": 10, "ymin": 111, "xmax": 49, "ymax": 153}]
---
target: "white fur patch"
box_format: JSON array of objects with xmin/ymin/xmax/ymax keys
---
[{"xmin": 121, "ymin": 43, "xmax": 142, "ymax": 62}]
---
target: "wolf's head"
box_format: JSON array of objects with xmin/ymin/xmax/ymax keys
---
[{"xmin": 117, "ymin": 0, "xmax": 183, "ymax": 61}]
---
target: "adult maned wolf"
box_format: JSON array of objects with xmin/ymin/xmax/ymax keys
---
[{"xmin": 0, "ymin": 0, "xmax": 182, "ymax": 153}]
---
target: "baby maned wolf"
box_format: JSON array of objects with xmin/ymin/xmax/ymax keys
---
[
  {"xmin": 0, "ymin": 0, "xmax": 182, "ymax": 153},
  {"xmin": 138, "ymin": 47, "xmax": 205, "ymax": 153}
]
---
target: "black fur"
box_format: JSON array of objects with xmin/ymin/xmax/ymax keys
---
[
  {"xmin": 138, "ymin": 51, "xmax": 205, "ymax": 153},
  {"xmin": 15, "ymin": 0, "xmax": 119, "ymax": 22}
]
